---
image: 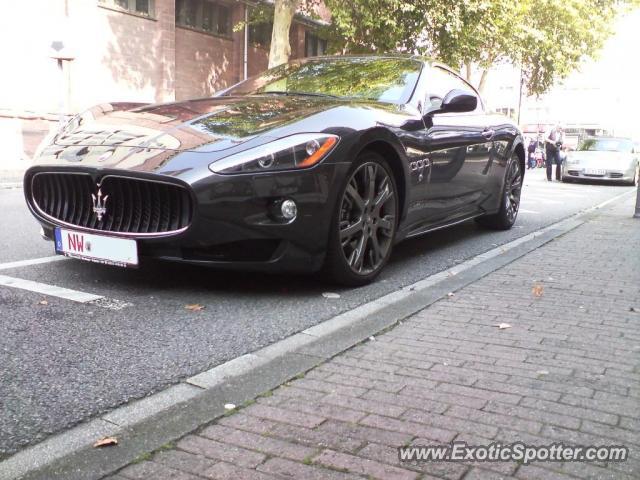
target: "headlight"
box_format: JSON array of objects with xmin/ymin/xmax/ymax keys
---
[{"xmin": 209, "ymin": 133, "xmax": 339, "ymax": 174}]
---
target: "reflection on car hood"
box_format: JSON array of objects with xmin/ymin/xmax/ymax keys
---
[{"xmin": 53, "ymin": 96, "xmax": 350, "ymax": 153}]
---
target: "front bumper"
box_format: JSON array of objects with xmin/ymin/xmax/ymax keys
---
[
  {"xmin": 27, "ymin": 162, "xmax": 351, "ymax": 273},
  {"xmin": 562, "ymin": 166, "xmax": 635, "ymax": 183}
]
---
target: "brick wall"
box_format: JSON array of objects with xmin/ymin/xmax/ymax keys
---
[{"xmin": 175, "ymin": 28, "xmax": 235, "ymax": 101}]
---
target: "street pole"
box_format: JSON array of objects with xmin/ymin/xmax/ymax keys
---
[
  {"xmin": 57, "ymin": 59, "xmax": 66, "ymax": 129},
  {"xmin": 517, "ymin": 67, "xmax": 523, "ymax": 125},
  {"xmin": 634, "ymin": 180, "xmax": 640, "ymax": 218},
  {"xmin": 49, "ymin": 42, "xmax": 74, "ymax": 127}
]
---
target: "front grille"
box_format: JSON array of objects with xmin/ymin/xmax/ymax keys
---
[
  {"xmin": 609, "ymin": 172, "xmax": 623, "ymax": 178},
  {"xmin": 31, "ymin": 173, "xmax": 193, "ymax": 235},
  {"xmin": 567, "ymin": 170, "xmax": 580, "ymax": 176}
]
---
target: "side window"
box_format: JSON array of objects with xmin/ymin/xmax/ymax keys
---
[{"xmin": 425, "ymin": 67, "xmax": 483, "ymax": 113}]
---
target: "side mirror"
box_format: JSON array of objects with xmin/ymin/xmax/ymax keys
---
[{"xmin": 437, "ymin": 89, "xmax": 477, "ymax": 114}]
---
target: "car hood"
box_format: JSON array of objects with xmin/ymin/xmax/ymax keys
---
[
  {"xmin": 53, "ymin": 96, "xmax": 352, "ymax": 154},
  {"xmin": 568, "ymin": 150, "xmax": 634, "ymax": 167}
]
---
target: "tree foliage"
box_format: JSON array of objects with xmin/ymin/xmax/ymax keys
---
[
  {"xmin": 257, "ymin": 0, "xmax": 632, "ymax": 95},
  {"xmin": 516, "ymin": 0, "xmax": 618, "ymax": 95},
  {"xmin": 321, "ymin": 0, "xmax": 628, "ymax": 95},
  {"xmin": 419, "ymin": 0, "xmax": 620, "ymax": 95},
  {"xmin": 320, "ymin": 0, "xmax": 425, "ymax": 54}
]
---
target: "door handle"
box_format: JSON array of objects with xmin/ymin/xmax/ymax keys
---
[{"xmin": 482, "ymin": 128, "xmax": 495, "ymax": 140}]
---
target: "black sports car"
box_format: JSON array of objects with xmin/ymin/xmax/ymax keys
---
[{"xmin": 25, "ymin": 55, "xmax": 525, "ymax": 285}]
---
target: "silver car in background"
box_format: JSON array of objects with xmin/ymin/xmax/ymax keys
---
[{"xmin": 562, "ymin": 137, "xmax": 639, "ymax": 185}]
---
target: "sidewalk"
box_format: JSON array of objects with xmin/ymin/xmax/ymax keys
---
[{"xmin": 107, "ymin": 198, "xmax": 639, "ymax": 480}]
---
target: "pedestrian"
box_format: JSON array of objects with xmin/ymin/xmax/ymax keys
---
[
  {"xmin": 527, "ymin": 137, "xmax": 536, "ymax": 169},
  {"xmin": 544, "ymin": 124, "xmax": 564, "ymax": 181}
]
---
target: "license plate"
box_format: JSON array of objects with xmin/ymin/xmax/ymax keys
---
[
  {"xmin": 584, "ymin": 168, "xmax": 606, "ymax": 176},
  {"xmin": 54, "ymin": 228, "xmax": 138, "ymax": 267}
]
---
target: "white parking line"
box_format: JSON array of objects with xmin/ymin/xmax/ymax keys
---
[
  {"xmin": 0, "ymin": 255, "xmax": 67, "ymax": 271},
  {"xmin": 0, "ymin": 275, "xmax": 103, "ymax": 303}
]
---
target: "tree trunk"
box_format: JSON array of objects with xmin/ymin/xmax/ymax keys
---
[
  {"xmin": 268, "ymin": 0, "xmax": 298, "ymax": 68},
  {"xmin": 478, "ymin": 68, "xmax": 489, "ymax": 95},
  {"xmin": 465, "ymin": 61, "xmax": 472, "ymax": 82}
]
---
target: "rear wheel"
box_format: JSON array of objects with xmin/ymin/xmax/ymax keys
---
[
  {"xmin": 476, "ymin": 154, "xmax": 522, "ymax": 230},
  {"xmin": 323, "ymin": 152, "xmax": 398, "ymax": 286}
]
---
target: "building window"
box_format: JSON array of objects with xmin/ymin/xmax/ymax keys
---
[
  {"xmin": 249, "ymin": 22, "xmax": 272, "ymax": 49},
  {"xmin": 305, "ymin": 32, "xmax": 326, "ymax": 57},
  {"xmin": 176, "ymin": 0, "xmax": 232, "ymax": 37},
  {"xmin": 99, "ymin": 0, "xmax": 154, "ymax": 16}
]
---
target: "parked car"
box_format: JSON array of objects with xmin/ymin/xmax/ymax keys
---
[
  {"xmin": 562, "ymin": 137, "xmax": 639, "ymax": 185},
  {"xmin": 24, "ymin": 55, "xmax": 525, "ymax": 285}
]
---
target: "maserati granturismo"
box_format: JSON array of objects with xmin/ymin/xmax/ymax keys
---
[{"xmin": 25, "ymin": 55, "xmax": 525, "ymax": 285}]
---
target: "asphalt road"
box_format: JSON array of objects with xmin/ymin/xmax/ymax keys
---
[{"xmin": 0, "ymin": 168, "xmax": 635, "ymax": 458}]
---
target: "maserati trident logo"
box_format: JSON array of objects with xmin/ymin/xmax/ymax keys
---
[{"xmin": 91, "ymin": 188, "xmax": 109, "ymax": 221}]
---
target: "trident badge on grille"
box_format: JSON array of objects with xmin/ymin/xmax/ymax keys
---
[{"xmin": 91, "ymin": 188, "xmax": 109, "ymax": 221}]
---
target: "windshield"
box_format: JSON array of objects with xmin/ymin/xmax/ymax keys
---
[
  {"xmin": 221, "ymin": 57, "xmax": 423, "ymax": 104},
  {"xmin": 578, "ymin": 138, "xmax": 633, "ymax": 153}
]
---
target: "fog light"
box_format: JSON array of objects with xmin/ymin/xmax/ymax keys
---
[{"xmin": 280, "ymin": 199, "xmax": 297, "ymax": 221}]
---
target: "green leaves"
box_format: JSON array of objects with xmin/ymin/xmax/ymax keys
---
[{"xmin": 320, "ymin": 0, "xmax": 628, "ymax": 96}]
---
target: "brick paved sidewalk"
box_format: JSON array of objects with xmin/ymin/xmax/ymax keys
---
[{"xmin": 107, "ymin": 198, "xmax": 640, "ymax": 480}]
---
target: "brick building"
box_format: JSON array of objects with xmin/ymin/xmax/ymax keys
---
[{"xmin": 0, "ymin": 0, "xmax": 329, "ymax": 116}]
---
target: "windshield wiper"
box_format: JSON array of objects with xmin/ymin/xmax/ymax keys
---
[{"xmin": 252, "ymin": 91, "xmax": 341, "ymax": 99}]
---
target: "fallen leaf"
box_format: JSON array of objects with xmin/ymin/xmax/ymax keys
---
[
  {"xmin": 447, "ymin": 292, "xmax": 455, "ymax": 297},
  {"xmin": 224, "ymin": 403, "xmax": 236, "ymax": 410},
  {"xmin": 494, "ymin": 323, "xmax": 512, "ymax": 330},
  {"xmin": 185, "ymin": 304, "xmax": 205, "ymax": 312},
  {"xmin": 537, "ymin": 370, "xmax": 549, "ymax": 376},
  {"xmin": 38, "ymin": 300, "xmax": 48, "ymax": 305},
  {"xmin": 630, "ymin": 307, "xmax": 639, "ymax": 313},
  {"xmin": 532, "ymin": 284, "xmax": 544, "ymax": 297},
  {"xmin": 93, "ymin": 437, "xmax": 118, "ymax": 448},
  {"xmin": 369, "ymin": 336, "xmax": 375, "ymax": 341},
  {"xmin": 322, "ymin": 292, "xmax": 340, "ymax": 299}
]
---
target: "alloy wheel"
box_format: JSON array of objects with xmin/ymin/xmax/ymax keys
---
[
  {"xmin": 339, "ymin": 162, "xmax": 397, "ymax": 275},
  {"xmin": 505, "ymin": 159, "xmax": 522, "ymax": 223}
]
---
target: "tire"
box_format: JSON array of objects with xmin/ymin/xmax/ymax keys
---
[
  {"xmin": 476, "ymin": 154, "xmax": 522, "ymax": 230},
  {"xmin": 323, "ymin": 152, "xmax": 398, "ymax": 286}
]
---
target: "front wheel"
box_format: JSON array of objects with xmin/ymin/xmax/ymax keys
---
[
  {"xmin": 323, "ymin": 152, "xmax": 398, "ymax": 286},
  {"xmin": 476, "ymin": 155, "xmax": 522, "ymax": 230}
]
